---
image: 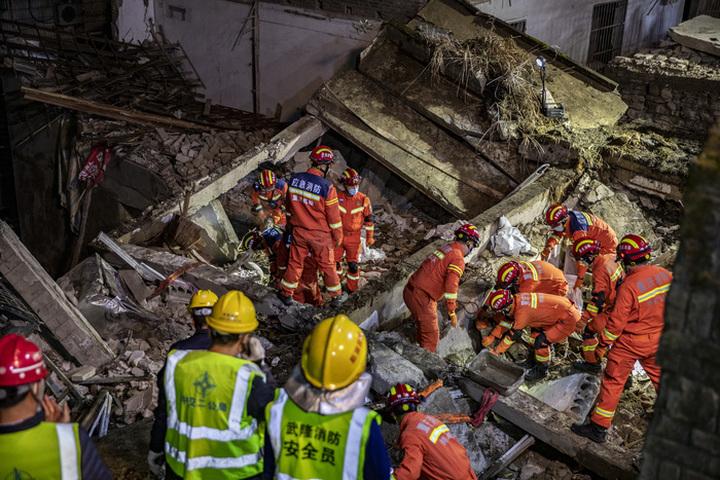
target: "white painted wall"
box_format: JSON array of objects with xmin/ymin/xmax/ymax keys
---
[
  {"xmin": 473, "ymin": 0, "xmax": 685, "ymax": 64},
  {"xmin": 115, "ymin": 0, "xmax": 379, "ymax": 121}
]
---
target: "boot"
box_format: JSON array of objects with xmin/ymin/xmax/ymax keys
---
[
  {"xmin": 571, "ymin": 422, "xmax": 608, "ymax": 443},
  {"xmin": 524, "ymin": 364, "xmax": 548, "ymax": 381},
  {"xmin": 277, "ymin": 292, "xmax": 294, "ymax": 306},
  {"xmin": 573, "ymin": 361, "xmax": 602, "ymax": 374},
  {"xmin": 330, "ymin": 292, "xmax": 349, "ymax": 308},
  {"xmin": 517, "ymin": 356, "xmax": 535, "ymax": 369}
]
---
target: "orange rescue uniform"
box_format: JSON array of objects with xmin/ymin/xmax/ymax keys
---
[
  {"xmin": 495, "ymin": 293, "xmax": 580, "ymax": 364},
  {"xmin": 336, "ymin": 190, "xmax": 374, "ymax": 292},
  {"xmin": 394, "ymin": 412, "xmax": 477, "ymax": 480},
  {"xmin": 579, "ymin": 254, "xmax": 624, "ymax": 364},
  {"xmin": 590, "ymin": 264, "xmax": 672, "ymax": 428},
  {"xmin": 403, "ymin": 242, "xmax": 465, "ymax": 352},
  {"xmin": 251, "ymin": 179, "xmax": 288, "ymax": 227},
  {"xmin": 543, "ymin": 211, "xmax": 618, "ymax": 288},
  {"xmin": 272, "ymin": 238, "xmax": 322, "ymax": 306},
  {"xmin": 280, "ymin": 167, "xmax": 343, "ymax": 298}
]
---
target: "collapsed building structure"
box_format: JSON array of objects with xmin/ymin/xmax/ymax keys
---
[{"xmin": 0, "ymin": 1, "xmax": 719, "ymax": 479}]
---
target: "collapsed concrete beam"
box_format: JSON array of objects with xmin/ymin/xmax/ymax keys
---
[
  {"xmin": 460, "ymin": 378, "xmax": 636, "ymax": 480},
  {"xmin": 113, "ymin": 116, "xmax": 326, "ymax": 244},
  {"xmin": 669, "ymin": 15, "xmax": 720, "ymax": 58},
  {"xmin": 0, "ymin": 221, "xmax": 114, "ymax": 366}
]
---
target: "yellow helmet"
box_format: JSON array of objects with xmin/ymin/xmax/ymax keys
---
[
  {"xmin": 301, "ymin": 315, "xmax": 367, "ymax": 391},
  {"xmin": 205, "ymin": 291, "xmax": 258, "ymax": 334},
  {"xmin": 188, "ymin": 289, "xmax": 219, "ymax": 311}
]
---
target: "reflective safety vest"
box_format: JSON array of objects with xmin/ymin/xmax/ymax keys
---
[
  {"xmin": 0, "ymin": 421, "xmax": 81, "ymax": 479},
  {"xmin": 266, "ymin": 389, "xmax": 380, "ymax": 480},
  {"xmin": 164, "ymin": 349, "xmax": 266, "ymax": 479}
]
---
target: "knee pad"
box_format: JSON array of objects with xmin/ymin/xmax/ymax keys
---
[{"xmin": 348, "ymin": 262, "xmax": 359, "ymax": 273}]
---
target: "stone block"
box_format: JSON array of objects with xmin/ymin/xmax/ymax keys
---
[
  {"xmin": 436, "ymin": 325, "xmax": 475, "ymax": 366},
  {"xmin": 368, "ymin": 340, "xmax": 427, "ymax": 395},
  {"xmin": 69, "ymin": 365, "xmax": 97, "ymax": 382}
]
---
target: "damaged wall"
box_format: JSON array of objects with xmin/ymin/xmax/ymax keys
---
[
  {"xmin": 473, "ymin": 0, "xmax": 685, "ymax": 65},
  {"xmin": 117, "ymin": 0, "xmax": 379, "ymax": 121},
  {"xmin": 640, "ymin": 125, "xmax": 720, "ymax": 479}
]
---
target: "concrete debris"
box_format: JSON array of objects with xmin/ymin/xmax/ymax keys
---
[
  {"xmin": 669, "ymin": 15, "xmax": 720, "ymax": 58},
  {"xmin": 368, "ymin": 340, "xmax": 428, "ymax": 395},
  {"xmin": 436, "ymin": 325, "xmax": 476, "ymax": 367},
  {"xmin": 419, "ymin": 387, "xmax": 459, "ymax": 414},
  {"xmin": 373, "ymin": 331, "xmax": 449, "ymax": 380},
  {"xmin": 70, "ymin": 366, "xmax": 97, "ymax": 382},
  {"xmin": 522, "ymin": 373, "xmax": 600, "ymax": 421}
]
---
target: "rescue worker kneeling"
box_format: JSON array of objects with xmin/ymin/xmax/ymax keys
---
[
  {"xmin": 264, "ymin": 315, "xmax": 392, "ymax": 479},
  {"xmin": 163, "ymin": 290, "xmax": 275, "ymax": 479},
  {"xmin": 387, "ymin": 383, "xmax": 477, "ymax": 480}
]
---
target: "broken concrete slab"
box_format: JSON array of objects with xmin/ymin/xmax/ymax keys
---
[
  {"xmin": 522, "ymin": 373, "xmax": 600, "ymax": 421},
  {"xmin": 467, "ymin": 350, "xmax": 525, "ymax": 396},
  {"xmin": 373, "ymin": 331, "xmax": 450, "ymax": 380},
  {"xmin": 437, "ymin": 325, "xmax": 476, "ymax": 366},
  {"xmin": 175, "ymin": 199, "xmax": 240, "ymax": 263},
  {"xmin": 0, "ymin": 221, "xmax": 114, "ymax": 366},
  {"xmin": 669, "ymin": 15, "xmax": 720, "ymax": 58},
  {"xmin": 368, "ymin": 340, "xmax": 428, "ymax": 395},
  {"xmin": 419, "ymin": 387, "xmax": 459, "ymax": 414},
  {"xmin": 70, "ymin": 365, "xmax": 97, "ymax": 382}
]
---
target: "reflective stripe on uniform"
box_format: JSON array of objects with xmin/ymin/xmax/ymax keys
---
[
  {"xmin": 326, "ymin": 283, "xmax": 342, "ymax": 292},
  {"xmin": 326, "ymin": 197, "xmax": 338, "ymax": 206},
  {"xmin": 428, "ymin": 424, "xmax": 449, "ymax": 444},
  {"xmin": 351, "ymin": 207, "xmax": 364, "ymax": 214},
  {"xmin": 347, "ymin": 273, "xmax": 360, "ymax": 281},
  {"xmin": 447, "ymin": 264, "xmax": 463, "ymax": 276},
  {"xmin": 501, "ymin": 336, "xmax": 514, "ymax": 346},
  {"xmin": 581, "ymin": 212, "xmax": 594, "ymax": 225},
  {"xmin": 530, "ymin": 293, "xmax": 538, "ymax": 309},
  {"xmin": 534, "ymin": 352, "xmax": 551, "ymax": 363},
  {"xmin": 365, "ymin": 226, "xmax": 374, "ymax": 231},
  {"xmin": 165, "ymin": 442, "xmax": 261, "ymax": 471},
  {"xmin": 57, "ymin": 423, "xmax": 79, "ymax": 480},
  {"xmin": 329, "ymin": 222, "xmax": 343, "ymax": 229},
  {"xmin": 289, "ymin": 187, "xmax": 320, "ymax": 202},
  {"xmin": 432, "ymin": 250, "xmax": 445, "ymax": 260},
  {"xmin": 444, "ymin": 292, "xmax": 457, "ymax": 300},
  {"xmin": 281, "ymin": 279, "xmax": 299, "ymax": 290},
  {"xmin": 638, "ymin": 283, "xmax": 671, "ymax": 303},
  {"xmin": 602, "ymin": 328, "xmax": 619, "ymax": 341},
  {"xmin": 582, "ymin": 343, "xmax": 597, "ymax": 352},
  {"xmin": 521, "ymin": 261, "xmax": 538, "ymax": 281},
  {"xmin": 610, "ymin": 266, "xmax": 623, "ymax": 282},
  {"xmin": 339, "ymin": 206, "xmax": 347, "ymax": 214},
  {"xmin": 594, "ymin": 406, "xmax": 615, "ymax": 418},
  {"xmin": 343, "ymin": 408, "xmax": 371, "ymax": 478},
  {"xmin": 587, "ymin": 304, "xmax": 599, "ymax": 314},
  {"xmin": 499, "ymin": 320, "xmax": 513, "ymax": 329}
]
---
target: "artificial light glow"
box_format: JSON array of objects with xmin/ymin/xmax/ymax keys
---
[{"xmin": 535, "ymin": 56, "xmax": 546, "ymax": 69}]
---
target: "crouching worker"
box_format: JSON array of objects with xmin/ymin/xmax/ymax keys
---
[
  {"xmin": 0, "ymin": 334, "xmax": 111, "ymax": 479},
  {"xmin": 162, "ymin": 290, "xmax": 275, "ymax": 479},
  {"xmin": 387, "ymin": 383, "xmax": 477, "ymax": 480},
  {"xmin": 265, "ymin": 315, "xmax": 392, "ymax": 479}
]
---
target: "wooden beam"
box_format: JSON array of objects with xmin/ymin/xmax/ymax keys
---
[{"xmin": 21, "ymin": 87, "xmax": 213, "ymax": 131}]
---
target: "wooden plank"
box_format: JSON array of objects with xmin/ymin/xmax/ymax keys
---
[
  {"xmin": 459, "ymin": 378, "xmax": 637, "ymax": 480},
  {"xmin": 21, "ymin": 87, "xmax": 212, "ymax": 131}
]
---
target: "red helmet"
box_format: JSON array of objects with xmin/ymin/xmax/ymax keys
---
[
  {"xmin": 617, "ymin": 234, "xmax": 652, "ymax": 264},
  {"xmin": 544, "ymin": 203, "xmax": 568, "ymax": 227},
  {"xmin": 455, "ymin": 223, "xmax": 481, "ymax": 248},
  {"xmin": 386, "ymin": 383, "xmax": 421, "ymax": 413},
  {"xmin": 496, "ymin": 261, "xmax": 522, "ymax": 289},
  {"xmin": 309, "ymin": 145, "xmax": 335, "ymax": 166},
  {"xmin": 257, "ymin": 169, "xmax": 277, "ymax": 190},
  {"xmin": 0, "ymin": 334, "xmax": 48, "ymax": 387},
  {"xmin": 572, "ymin": 237, "xmax": 601, "ymax": 261},
  {"xmin": 485, "ymin": 289, "xmax": 514, "ymax": 312},
  {"xmin": 341, "ymin": 168, "xmax": 361, "ymax": 186}
]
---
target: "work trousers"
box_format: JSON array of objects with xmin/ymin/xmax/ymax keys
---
[
  {"xmin": 281, "ymin": 227, "xmax": 341, "ymax": 298},
  {"xmin": 403, "ymin": 283, "xmax": 439, "ymax": 352},
  {"xmin": 580, "ymin": 313, "xmax": 608, "ymax": 364},
  {"xmin": 274, "ymin": 244, "xmax": 322, "ymax": 306},
  {"xmin": 590, "ymin": 332, "xmax": 662, "ymax": 428},
  {"xmin": 336, "ymin": 232, "xmax": 362, "ymax": 292}
]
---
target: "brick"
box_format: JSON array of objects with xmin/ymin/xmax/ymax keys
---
[{"xmin": 691, "ymin": 429, "xmax": 720, "ymax": 455}]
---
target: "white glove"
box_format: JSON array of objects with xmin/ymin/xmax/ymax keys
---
[
  {"xmin": 148, "ymin": 450, "xmax": 165, "ymax": 478},
  {"xmin": 244, "ymin": 336, "xmax": 266, "ymax": 362}
]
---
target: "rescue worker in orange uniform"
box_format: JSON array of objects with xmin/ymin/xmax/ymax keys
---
[
  {"xmin": 336, "ymin": 167, "xmax": 375, "ymax": 293},
  {"xmin": 403, "ymin": 224, "xmax": 481, "ymax": 352},
  {"xmin": 478, "ymin": 260, "xmax": 569, "ymax": 347},
  {"xmin": 570, "ymin": 237, "xmax": 625, "ymax": 374},
  {"xmin": 540, "ymin": 203, "xmax": 618, "ymax": 289},
  {"xmin": 572, "ymin": 234, "xmax": 671, "ymax": 443},
  {"xmin": 387, "ymin": 383, "xmax": 477, "ymax": 480},
  {"xmin": 484, "ymin": 289, "xmax": 581, "ymax": 381},
  {"xmin": 251, "ymin": 169, "xmax": 288, "ymax": 228},
  {"xmin": 254, "ymin": 225, "xmax": 323, "ymax": 306},
  {"xmin": 279, "ymin": 146, "xmax": 345, "ymax": 307}
]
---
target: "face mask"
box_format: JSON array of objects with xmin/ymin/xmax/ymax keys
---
[
  {"xmin": 552, "ymin": 224, "xmax": 565, "ymax": 232},
  {"xmin": 347, "ymin": 187, "xmax": 359, "ymax": 196}
]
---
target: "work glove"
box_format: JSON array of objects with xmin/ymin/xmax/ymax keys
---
[
  {"xmin": 481, "ymin": 334, "xmax": 496, "ymax": 349},
  {"xmin": 448, "ymin": 311, "xmax": 458, "ymax": 328},
  {"xmin": 243, "ymin": 336, "xmax": 266, "ymax": 363},
  {"xmin": 148, "ymin": 450, "xmax": 165, "ymax": 478}
]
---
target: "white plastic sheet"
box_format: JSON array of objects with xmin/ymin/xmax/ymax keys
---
[{"xmin": 490, "ymin": 216, "xmax": 534, "ymax": 257}]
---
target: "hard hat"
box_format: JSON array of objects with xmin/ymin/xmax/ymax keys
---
[
  {"xmin": 544, "ymin": 203, "xmax": 569, "ymax": 227},
  {"xmin": 188, "ymin": 289, "xmax": 219, "ymax": 312},
  {"xmin": 309, "ymin": 145, "xmax": 335, "ymax": 166},
  {"xmin": 341, "ymin": 167, "xmax": 361, "ymax": 186},
  {"xmin": 485, "ymin": 289, "xmax": 514, "ymax": 312},
  {"xmin": 617, "ymin": 234, "xmax": 652, "ymax": 265},
  {"xmin": 205, "ymin": 291, "xmax": 258, "ymax": 334},
  {"xmin": 301, "ymin": 315, "xmax": 366, "ymax": 391},
  {"xmin": 455, "ymin": 223, "xmax": 481, "ymax": 248},
  {"xmin": 0, "ymin": 334, "xmax": 48, "ymax": 387},
  {"xmin": 573, "ymin": 237, "xmax": 601, "ymax": 261},
  {"xmin": 496, "ymin": 261, "xmax": 523, "ymax": 289},
  {"xmin": 386, "ymin": 383, "xmax": 421, "ymax": 413},
  {"xmin": 257, "ymin": 170, "xmax": 277, "ymax": 190}
]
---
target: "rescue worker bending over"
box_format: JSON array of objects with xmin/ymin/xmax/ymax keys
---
[
  {"xmin": 572, "ymin": 234, "xmax": 671, "ymax": 443},
  {"xmin": 336, "ymin": 167, "xmax": 375, "ymax": 293},
  {"xmin": 570, "ymin": 238, "xmax": 625, "ymax": 374},
  {"xmin": 484, "ymin": 289, "xmax": 581, "ymax": 381},
  {"xmin": 280, "ymin": 146, "xmax": 345, "ymax": 307},
  {"xmin": 387, "ymin": 383, "xmax": 477, "ymax": 480},
  {"xmin": 478, "ymin": 260, "xmax": 569, "ymax": 348},
  {"xmin": 264, "ymin": 315, "xmax": 392, "ymax": 479},
  {"xmin": 403, "ymin": 224, "xmax": 481, "ymax": 352},
  {"xmin": 149, "ymin": 289, "xmax": 219, "ymax": 476},
  {"xmin": 163, "ymin": 291, "xmax": 275, "ymax": 479},
  {"xmin": 541, "ymin": 203, "xmax": 618, "ymax": 289},
  {"xmin": 251, "ymin": 169, "xmax": 288, "ymax": 228},
  {"xmin": 0, "ymin": 334, "xmax": 111, "ymax": 479}
]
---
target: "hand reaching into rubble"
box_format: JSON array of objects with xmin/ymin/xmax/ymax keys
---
[{"xmin": 42, "ymin": 394, "xmax": 70, "ymax": 423}]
